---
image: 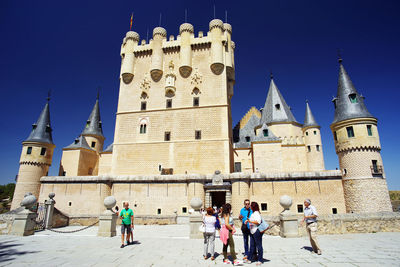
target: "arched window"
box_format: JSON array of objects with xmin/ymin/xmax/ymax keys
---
[{"xmin": 139, "ymin": 118, "xmax": 148, "ymax": 134}]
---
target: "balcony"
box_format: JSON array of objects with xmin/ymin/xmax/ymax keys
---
[{"xmin": 371, "ymin": 165, "xmax": 383, "ymax": 175}]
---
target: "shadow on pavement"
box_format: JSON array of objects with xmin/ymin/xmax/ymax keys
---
[
  {"xmin": 0, "ymin": 240, "xmax": 39, "ymax": 263},
  {"xmin": 301, "ymin": 246, "xmax": 313, "ymax": 252}
]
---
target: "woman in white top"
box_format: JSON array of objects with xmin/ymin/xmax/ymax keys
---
[
  {"xmin": 203, "ymin": 207, "xmax": 217, "ymax": 260},
  {"xmin": 245, "ymin": 202, "xmax": 263, "ymax": 265}
]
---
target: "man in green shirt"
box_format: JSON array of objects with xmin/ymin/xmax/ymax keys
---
[{"xmin": 119, "ymin": 202, "xmax": 134, "ymax": 248}]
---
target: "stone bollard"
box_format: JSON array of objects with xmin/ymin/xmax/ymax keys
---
[
  {"xmin": 44, "ymin": 192, "xmax": 56, "ymax": 229},
  {"xmin": 10, "ymin": 194, "xmax": 37, "ymax": 236},
  {"xmin": 189, "ymin": 197, "xmax": 203, "ymax": 239},
  {"xmin": 98, "ymin": 196, "xmax": 117, "ymax": 237},
  {"xmin": 279, "ymin": 195, "xmax": 299, "ymax": 238}
]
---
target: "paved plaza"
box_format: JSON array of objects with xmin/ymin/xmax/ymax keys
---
[{"xmin": 0, "ymin": 225, "xmax": 399, "ymax": 266}]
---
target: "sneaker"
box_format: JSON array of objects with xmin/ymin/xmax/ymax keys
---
[
  {"xmin": 120, "ymin": 244, "xmax": 124, "ymax": 248},
  {"xmin": 233, "ymin": 260, "xmax": 243, "ymax": 266},
  {"xmin": 317, "ymin": 250, "xmax": 322, "ymax": 255},
  {"xmin": 211, "ymin": 256, "xmax": 215, "ymax": 261},
  {"xmin": 223, "ymin": 259, "xmax": 232, "ymax": 264}
]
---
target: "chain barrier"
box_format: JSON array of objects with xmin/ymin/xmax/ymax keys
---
[{"xmin": 47, "ymin": 220, "xmax": 99, "ymax": 234}]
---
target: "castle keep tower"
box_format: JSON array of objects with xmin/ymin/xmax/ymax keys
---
[
  {"xmin": 11, "ymin": 98, "xmax": 55, "ymax": 210},
  {"xmin": 330, "ymin": 59, "xmax": 392, "ymax": 213},
  {"xmin": 302, "ymin": 101, "xmax": 325, "ymax": 171},
  {"xmin": 112, "ymin": 19, "xmax": 235, "ymax": 175}
]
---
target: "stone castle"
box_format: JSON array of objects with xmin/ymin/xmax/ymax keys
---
[{"xmin": 11, "ymin": 19, "xmax": 392, "ymax": 222}]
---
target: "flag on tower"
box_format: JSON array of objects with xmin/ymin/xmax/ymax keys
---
[{"xmin": 130, "ymin": 13, "xmax": 133, "ymax": 30}]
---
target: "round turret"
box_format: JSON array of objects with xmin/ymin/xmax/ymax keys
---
[
  {"xmin": 153, "ymin": 27, "xmax": 167, "ymax": 38},
  {"xmin": 223, "ymin": 23, "xmax": 232, "ymax": 34},
  {"xmin": 126, "ymin": 31, "xmax": 140, "ymax": 42},
  {"xmin": 179, "ymin": 23, "xmax": 194, "ymax": 34},
  {"xmin": 209, "ymin": 19, "xmax": 223, "ymax": 31}
]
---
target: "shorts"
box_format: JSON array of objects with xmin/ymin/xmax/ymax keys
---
[{"xmin": 121, "ymin": 223, "xmax": 132, "ymax": 234}]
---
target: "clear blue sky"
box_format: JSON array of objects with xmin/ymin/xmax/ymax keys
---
[{"xmin": 0, "ymin": 0, "xmax": 399, "ymax": 189}]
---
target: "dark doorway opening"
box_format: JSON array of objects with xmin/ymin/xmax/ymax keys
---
[{"xmin": 211, "ymin": 191, "xmax": 226, "ymax": 209}]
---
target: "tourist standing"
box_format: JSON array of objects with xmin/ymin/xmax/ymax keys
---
[
  {"xmin": 203, "ymin": 207, "xmax": 217, "ymax": 260},
  {"xmin": 245, "ymin": 202, "xmax": 264, "ymax": 265},
  {"xmin": 238, "ymin": 199, "xmax": 252, "ymax": 261},
  {"xmin": 302, "ymin": 199, "xmax": 321, "ymax": 255},
  {"xmin": 220, "ymin": 203, "xmax": 243, "ymax": 266},
  {"xmin": 119, "ymin": 202, "xmax": 134, "ymax": 248}
]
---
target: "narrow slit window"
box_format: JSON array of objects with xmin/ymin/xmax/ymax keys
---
[
  {"xmin": 275, "ymin": 104, "xmax": 280, "ymax": 110},
  {"xmin": 193, "ymin": 97, "xmax": 199, "ymax": 107},
  {"xmin": 91, "ymin": 142, "xmax": 96, "ymax": 148},
  {"xmin": 332, "ymin": 208, "xmax": 338, "ymax": 214},
  {"xmin": 346, "ymin": 126, "xmax": 355, "ymax": 138},
  {"xmin": 334, "ymin": 131, "xmax": 338, "ymax": 141},
  {"xmin": 182, "ymin": 207, "xmax": 187, "ymax": 213},
  {"xmin": 306, "ymin": 132, "xmax": 309, "ymax": 136},
  {"xmin": 140, "ymin": 124, "xmax": 147, "ymax": 134},
  {"xmin": 349, "ymin": 93, "xmax": 358, "ymax": 103},
  {"xmin": 195, "ymin": 130, "xmax": 201, "ymax": 140},
  {"xmin": 313, "ymin": 130, "xmax": 317, "ymax": 135},
  {"xmin": 316, "ymin": 145, "xmax": 320, "ymax": 152},
  {"xmin": 307, "ymin": 146, "xmax": 311, "ymax": 152},
  {"xmin": 157, "ymin": 208, "xmax": 161, "ymax": 215},
  {"xmin": 166, "ymin": 99, "xmax": 172, "ymax": 108},
  {"xmin": 141, "ymin": 101, "xmax": 147, "ymax": 111},
  {"xmin": 27, "ymin": 147, "xmax": 32, "ymax": 155},
  {"xmin": 245, "ymin": 136, "xmax": 250, "ymax": 142},
  {"xmin": 367, "ymin": 125, "xmax": 372, "ymax": 136},
  {"xmin": 164, "ymin": 132, "xmax": 171, "ymax": 141},
  {"xmin": 40, "ymin": 147, "xmax": 46, "ymax": 156},
  {"xmin": 263, "ymin": 129, "xmax": 268, "ymax": 137}
]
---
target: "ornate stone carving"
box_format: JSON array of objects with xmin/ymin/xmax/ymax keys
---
[
  {"xmin": 212, "ymin": 170, "xmax": 223, "ymax": 185},
  {"xmin": 140, "ymin": 75, "xmax": 151, "ymax": 92},
  {"xmin": 165, "ymin": 61, "xmax": 176, "ymax": 96},
  {"xmin": 190, "ymin": 68, "xmax": 202, "ymax": 86}
]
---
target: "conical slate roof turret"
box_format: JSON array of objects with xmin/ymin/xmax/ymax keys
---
[
  {"xmin": 260, "ymin": 76, "xmax": 297, "ymax": 124},
  {"xmin": 81, "ymin": 96, "xmax": 104, "ymax": 138},
  {"xmin": 303, "ymin": 101, "xmax": 319, "ymax": 128},
  {"xmin": 24, "ymin": 99, "xmax": 53, "ymax": 144},
  {"xmin": 332, "ymin": 59, "xmax": 375, "ymax": 124}
]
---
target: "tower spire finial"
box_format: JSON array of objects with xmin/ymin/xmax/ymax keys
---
[
  {"xmin": 159, "ymin": 13, "xmax": 162, "ymax": 26},
  {"xmin": 337, "ymin": 49, "xmax": 343, "ymax": 63},
  {"xmin": 269, "ymin": 70, "xmax": 273, "ymax": 80},
  {"xmin": 225, "ymin": 10, "xmax": 228, "ymax": 23},
  {"xmin": 97, "ymin": 86, "xmax": 100, "ymax": 100},
  {"xmin": 185, "ymin": 9, "xmax": 187, "ymax": 23},
  {"xmin": 213, "ymin": 4, "xmax": 216, "ymax": 19},
  {"xmin": 47, "ymin": 89, "xmax": 51, "ymax": 102}
]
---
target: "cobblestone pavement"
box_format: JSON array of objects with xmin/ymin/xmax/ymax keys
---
[{"xmin": 0, "ymin": 225, "xmax": 399, "ymax": 266}]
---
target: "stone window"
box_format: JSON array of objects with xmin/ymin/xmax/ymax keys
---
[
  {"xmin": 316, "ymin": 145, "xmax": 320, "ymax": 152},
  {"xmin": 245, "ymin": 136, "xmax": 250, "ymax": 142},
  {"xmin": 332, "ymin": 208, "xmax": 338, "ymax": 214},
  {"xmin": 27, "ymin": 146, "xmax": 32, "ymax": 155},
  {"xmin": 91, "ymin": 142, "xmax": 96, "ymax": 148},
  {"xmin": 367, "ymin": 125, "xmax": 372, "ymax": 136},
  {"xmin": 166, "ymin": 99, "xmax": 172, "ymax": 108},
  {"xmin": 234, "ymin": 162, "xmax": 242, "ymax": 172},
  {"xmin": 68, "ymin": 201, "xmax": 72, "ymax": 207},
  {"xmin": 343, "ymin": 168, "xmax": 347, "ymax": 175},
  {"xmin": 261, "ymin": 203, "xmax": 268, "ymax": 211},
  {"xmin": 62, "ymin": 171, "xmax": 66, "ymax": 176},
  {"xmin": 140, "ymin": 124, "xmax": 147, "ymax": 134},
  {"xmin": 334, "ymin": 131, "xmax": 338, "ymax": 141},
  {"xmin": 372, "ymin": 160, "xmax": 378, "ymax": 173},
  {"xmin": 141, "ymin": 101, "xmax": 147, "ymax": 111},
  {"xmin": 346, "ymin": 126, "xmax": 355, "ymax": 138},
  {"xmin": 182, "ymin": 207, "xmax": 187, "ymax": 213},
  {"xmin": 313, "ymin": 130, "xmax": 317, "ymax": 135},
  {"xmin": 157, "ymin": 208, "xmax": 161, "ymax": 215},
  {"xmin": 275, "ymin": 104, "xmax": 280, "ymax": 110},
  {"xmin": 307, "ymin": 146, "xmax": 311, "ymax": 152},
  {"xmin": 40, "ymin": 147, "xmax": 46, "ymax": 156},
  {"xmin": 297, "ymin": 204, "xmax": 303, "ymax": 213},
  {"xmin": 195, "ymin": 130, "xmax": 201, "ymax": 140},
  {"xmin": 263, "ymin": 129, "xmax": 268, "ymax": 137},
  {"xmin": 306, "ymin": 132, "xmax": 308, "ymax": 136},
  {"xmin": 193, "ymin": 97, "xmax": 199, "ymax": 107},
  {"xmin": 349, "ymin": 93, "xmax": 358, "ymax": 103},
  {"xmin": 164, "ymin": 132, "xmax": 171, "ymax": 141}
]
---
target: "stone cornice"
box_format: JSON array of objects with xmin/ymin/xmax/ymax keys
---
[{"xmin": 40, "ymin": 170, "xmax": 342, "ymax": 184}]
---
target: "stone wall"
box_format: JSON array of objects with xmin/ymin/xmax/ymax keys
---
[{"xmin": 233, "ymin": 212, "xmax": 400, "ymax": 236}]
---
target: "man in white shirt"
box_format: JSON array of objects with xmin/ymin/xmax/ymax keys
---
[{"xmin": 301, "ymin": 199, "xmax": 321, "ymax": 255}]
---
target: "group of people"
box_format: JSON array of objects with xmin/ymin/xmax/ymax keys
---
[
  {"xmin": 116, "ymin": 199, "xmax": 322, "ymax": 265},
  {"xmin": 201, "ymin": 199, "xmax": 321, "ymax": 265}
]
